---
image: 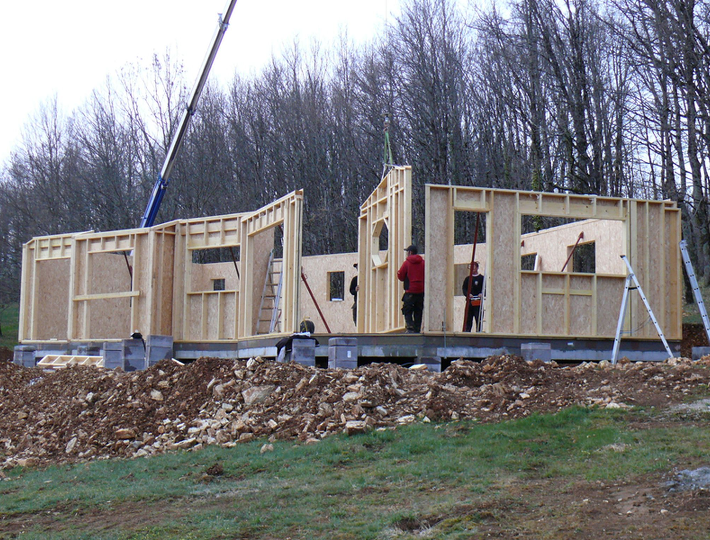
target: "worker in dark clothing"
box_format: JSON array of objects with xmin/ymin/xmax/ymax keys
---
[
  {"xmin": 349, "ymin": 263, "xmax": 359, "ymax": 326},
  {"xmin": 397, "ymin": 245, "xmax": 425, "ymax": 333},
  {"xmin": 462, "ymin": 261, "xmax": 484, "ymax": 332}
]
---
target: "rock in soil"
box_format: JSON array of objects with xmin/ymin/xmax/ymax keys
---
[{"xmin": 1, "ymin": 354, "xmax": 709, "ymax": 469}]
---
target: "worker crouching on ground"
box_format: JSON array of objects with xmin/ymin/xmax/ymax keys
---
[{"xmin": 398, "ymin": 245, "xmax": 425, "ymax": 333}]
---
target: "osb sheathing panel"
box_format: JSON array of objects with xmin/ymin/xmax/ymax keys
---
[
  {"xmin": 152, "ymin": 230, "xmax": 176, "ymax": 336},
  {"xmin": 68, "ymin": 229, "xmax": 163, "ymax": 340},
  {"xmin": 519, "ymin": 273, "xmax": 538, "ymax": 334},
  {"xmin": 520, "ymin": 219, "xmax": 625, "ymax": 274},
  {"xmin": 425, "ymin": 187, "xmax": 453, "ymax": 332},
  {"xmin": 20, "ymin": 192, "xmax": 303, "ymax": 344},
  {"xmin": 488, "ymin": 191, "xmax": 518, "ymax": 334},
  {"xmin": 301, "ymin": 252, "xmax": 359, "ymax": 334},
  {"xmin": 597, "ymin": 276, "xmax": 625, "ymax": 336},
  {"xmin": 424, "ymin": 186, "xmax": 681, "ymax": 340},
  {"xmin": 86, "ymin": 252, "xmax": 133, "ymax": 339},
  {"xmin": 33, "ymin": 259, "xmax": 70, "ymax": 340},
  {"xmin": 176, "ymin": 211, "xmax": 243, "ymax": 341},
  {"xmin": 627, "ymin": 201, "xmax": 682, "ymax": 340},
  {"xmin": 239, "ymin": 191, "xmax": 303, "ymax": 337},
  {"xmin": 88, "ymin": 298, "xmax": 131, "ymax": 339},
  {"xmin": 180, "ymin": 258, "xmax": 240, "ymax": 341},
  {"xmin": 357, "ymin": 167, "xmax": 411, "ymax": 333},
  {"xmin": 189, "ymin": 261, "xmax": 240, "ymax": 292}
]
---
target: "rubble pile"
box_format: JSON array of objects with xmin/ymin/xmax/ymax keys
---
[{"xmin": 1, "ymin": 354, "xmax": 709, "ymax": 469}]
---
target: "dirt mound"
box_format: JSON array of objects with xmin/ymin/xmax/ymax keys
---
[{"xmin": 1, "ymin": 355, "xmax": 710, "ymax": 469}]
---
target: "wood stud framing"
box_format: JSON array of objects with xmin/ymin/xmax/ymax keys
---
[
  {"xmin": 20, "ymin": 191, "xmax": 303, "ymax": 343},
  {"xmin": 424, "ymin": 186, "xmax": 682, "ymax": 340},
  {"xmin": 357, "ymin": 167, "xmax": 412, "ymax": 333},
  {"xmin": 19, "ymin": 180, "xmax": 681, "ymax": 345}
]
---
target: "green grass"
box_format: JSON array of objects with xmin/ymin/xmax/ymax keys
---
[
  {"xmin": 2, "ymin": 405, "xmax": 710, "ymax": 539},
  {"xmin": 0, "ymin": 303, "xmax": 19, "ymax": 349},
  {"xmin": 683, "ymin": 281, "xmax": 710, "ymax": 325}
]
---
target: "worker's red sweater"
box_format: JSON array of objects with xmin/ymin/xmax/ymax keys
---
[{"xmin": 397, "ymin": 254, "xmax": 425, "ymax": 293}]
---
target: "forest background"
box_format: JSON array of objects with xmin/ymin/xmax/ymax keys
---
[{"xmin": 1, "ymin": 0, "xmax": 709, "ymax": 324}]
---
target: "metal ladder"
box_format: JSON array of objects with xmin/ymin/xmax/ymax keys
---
[
  {"xmin": 679, "ymin": 240, "xmax": 710, "ymax": 343},
  {"xmin": 256, "ymin": 250, "xmax": 283, "ymax": 334},
  {"xmin": 612, "ymin": 255, "xmax": 673, "ymax": 364}
]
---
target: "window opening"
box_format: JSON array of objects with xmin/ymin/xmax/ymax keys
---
[
  {"xmin": 521, "ymin": 253, "xmax": 537, "ymax": 271},
  {"xmin": 572, "ymin": 242, "xmax": 596, "ymax": 273},
  {"xmin": 329, "ymin": 271, "xmax": 345, "ymax": 301},
  {"xmin": 192, "ymin": 247, "xmax": 240, "ymax": 264}
]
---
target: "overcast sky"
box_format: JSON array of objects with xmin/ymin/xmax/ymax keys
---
[{"xmin": 0, "ymin": 0, "xmax": 400, "ymax": 165}]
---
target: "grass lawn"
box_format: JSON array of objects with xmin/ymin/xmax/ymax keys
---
[
  {"xmin": 2, "ymin": 405, "xmax": 710, "ymax": 539},
  {"xmin": 683, "ymin": 282, "xmax": 710, "ymax": 325}
]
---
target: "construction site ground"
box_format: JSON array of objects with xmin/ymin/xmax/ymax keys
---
[{"xmin": 0, "ymin": 324, "xmax": 709, "ymax": 538}]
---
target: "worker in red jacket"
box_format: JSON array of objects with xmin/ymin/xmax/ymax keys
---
[{"xmin": 397, "ymin": 245, "xmax": 425, "ymax": 333}]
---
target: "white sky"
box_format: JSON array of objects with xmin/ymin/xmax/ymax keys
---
[{"xmin": 0, "ymin": 0, "xmax": 401, "ymax": 165}]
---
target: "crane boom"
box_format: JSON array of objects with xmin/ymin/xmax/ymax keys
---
[{"xmin": 140, "ymin": 0, "xmax": 239, "ymax": 228}]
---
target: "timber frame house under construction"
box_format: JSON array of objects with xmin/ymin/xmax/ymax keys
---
[{"xmin": 16, "ymin": 167, "xmax": 683, "ymax": 365}]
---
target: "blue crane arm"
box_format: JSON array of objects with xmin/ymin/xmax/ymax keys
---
[{"xmin": 140, "ymin": 0, "xmax": 239, "ymax": 228}]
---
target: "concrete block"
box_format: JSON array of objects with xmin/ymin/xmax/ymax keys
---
[
  {"xmin": 289, "ymin": 338, "xmax": 316, "ymax": 367},
  {"xmin": 521, "ymin": 342, "xmax": 551, "ymax": 363},
  {"xmin": 102, "ymin": 342, "xmax": 124, "ymax": 370},
  {"xmin": 122, "ymin": 338, "xmax": 146, "ymax": 371},
  {"xmin": 76, "ymin": 344, "xmax": 101, "ymax": 356},
  {"xmin": 692, "ymin": 346, "xmax": 710, "ymax": 361},
  {"xmin": 328, "ymin": 337, "xmax": 358, "ymax": 347},
  {"xmin": 146, "ymin": 335, "xmax": 174, "ymax": 368},
  {"xmin": 328, "ymin": 337, "xmax": 358, "ymax": 369},
  {"xmin": 14, "ymin": 345, "xmax": 36, "ymax": 368}
]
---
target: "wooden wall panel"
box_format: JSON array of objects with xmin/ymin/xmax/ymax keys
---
[
  {"xmin": 520, "ymin": 273, "xmax": 539, "ymax": 334},
  {"xmin": 33, "ymin": 260, "xmax": 70, "ymax": 340},
  {"xmin": 88, "ymin": 298, "xmax": 131, "ymax": 339},
  {"xmin": 422, "ymin": 185, "xmax": 680, "ymax": 340},
  {"xmin": 240, "ymin": 190, "xmax": 303, "ymax": 337},
  {"xmin": 488, "ymin": 191, "xmax": 518, "ymax": 334},
  {"xmin": 300, "ymin": 252, "xmax": 359, "ymax": 334},
  {"xmin": 425, "ymin": 187, "xmax": 453, "ymax": 332},
  {"xmin": 520, "ymin": 219, "xmax": 624, "ymax": 274},
  {"xmin": 19, "ymin": 183, "xmax": 681, "ymax": 345},
  {"xmin": 541, "ymin": 294, "xmax": 565, "ymax": 335},
  {"xmin": 569, "ymin": 295, "xmax": 593, "ymax": 336},
  {"xmin": 358, "ymin": 167, "xmax": 411, "ymax": 333},
  {"xmin": 177, "ymin": 213, "xmax": 243, "ymax": 342},
  {"xmin": 597, "ymin": 276, "xmax": 625, "ymax": 336},
  {"xmin": 665, "ymin": 208, "xmax": 682, "ymax": 338}
]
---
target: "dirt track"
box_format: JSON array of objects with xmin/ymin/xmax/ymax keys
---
[{"xmin": 2, "ymin": 353, "xmax": 710, "ymax": 469}]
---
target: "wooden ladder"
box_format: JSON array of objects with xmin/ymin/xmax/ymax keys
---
[{"xmin": 256, "ymin": 250, "xmax": 283, "ymax": 334}]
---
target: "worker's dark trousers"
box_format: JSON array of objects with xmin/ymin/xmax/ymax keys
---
[
  {"xmin": 402, "ymin": 292, "xmax": 424, "ymax": 332},
  {"xmin": 464, "ymin": 304, "xmax": 481, "ymax": 332}
]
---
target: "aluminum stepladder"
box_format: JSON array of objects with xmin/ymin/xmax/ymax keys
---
[
  {"xmin": 611, "ymin": 255, "xmax": 674, "ymax": 364},
  {"xmin": 256, "ymin": 249, "xmax": 283, "ymax": 334},
  {"xmin": 679, "ymin": 239, "xmax": 710, "ymax": 343}
]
